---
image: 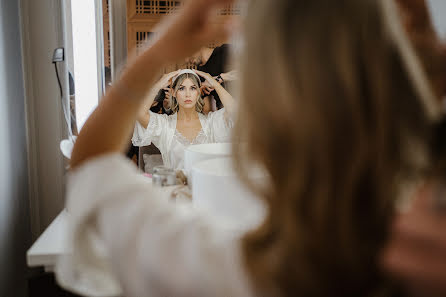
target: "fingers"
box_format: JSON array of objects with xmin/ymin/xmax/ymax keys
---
[
  {"xmin": 193, "ymin": 69, "xmax": 208, "ymax": 78},
  {"xmin": 200, "ymin": 85, "xmax": 212, "ymax": 95},
  {"xmin": 168, "ymin": 70, "xmax": 180, "ymax": 78},
  {"xmin": 163, "ymin": 88, "xmax": 171, "ymax": 95},
  {"xmin": 193, "ymin": 70, "xmax": 204, "ymax": 78},
  {"xmin": 381, "ymin": 182, "xmax": 446, "ymax": 294},
  {"xmin": 382, "ymin": 232, "xmax": 446, "ymax": 291},
  {"xmin": 396, "ymin": 183, "xmax": 446, "ymax": 243},
  {"xmin": 162, "ymin": 70, "xmax": 180, "ymax": 87}
]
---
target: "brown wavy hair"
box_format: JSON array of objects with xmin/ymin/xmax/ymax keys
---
[
  {"xmin": 170, "ymin": 73, "xmax": 204, "ymax": 113},
  {"xmin": 232, "ymin": 0, "xmax": 439, "ymax": 296}
]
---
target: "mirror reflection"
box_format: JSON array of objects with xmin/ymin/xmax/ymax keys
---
[{"xmin": 107, "ymin": 0, "xmax": 242, "ymax": 174}]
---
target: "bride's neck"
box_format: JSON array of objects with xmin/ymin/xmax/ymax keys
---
[{"xmin": 177, "ymin": 107, "xmax": 198, "ymax": 121}]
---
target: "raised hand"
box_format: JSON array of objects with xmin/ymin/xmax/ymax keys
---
[
  {"xmin": 159, "ymin": 70, "xmax": 180, "ymax": 88},
  {"xmin": 194, "ymin": 70, "xmax": 219, "ymax": 88},
  {"xmin": 201, "ymin": 80, "xmax": 214, "ymax": 96},
  {"xmin": 145, "ymin": 0, "xmax": 235, "ymax": 64},
  {"xmin": 382, "ymin": 181, "xmax": 446, "ymax": 296}
]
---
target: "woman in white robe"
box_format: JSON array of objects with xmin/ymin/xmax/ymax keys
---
[
  {"xmin": 56, "ymin": 0, "xmax": 443, "ymax": 296},
  {"xmin": 132, "ymin": 69, "xmax": 235, "ymax": 170}
]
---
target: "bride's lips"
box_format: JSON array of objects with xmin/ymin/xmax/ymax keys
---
[{"xmin": 184, "ymin": 100, "xmax": 193, "ymax": 103}]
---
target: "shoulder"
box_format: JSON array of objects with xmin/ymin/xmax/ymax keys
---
[{"xmin": 206, "ymin": 108, "xmax": 226, "ymax": 120}]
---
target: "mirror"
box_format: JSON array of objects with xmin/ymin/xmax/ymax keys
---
[
  {"xmin": 65, "ymin": 0, "xmax": 446, "ymax": 176},
  {"xmin": 103, "ymin": 0, "xmax": 244, "ymax": 174},
  {"xmin": 64, "ymin": 0, "xmax": 250, "ymax": 204}
]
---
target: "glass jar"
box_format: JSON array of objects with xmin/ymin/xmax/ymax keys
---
[{"xmin": 152, "ymin": 166, "xmax": 176, "ymax": 187}]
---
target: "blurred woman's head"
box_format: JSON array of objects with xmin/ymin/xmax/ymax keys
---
[
  {"xmin": 171, "ymin": 72, "xmax": 204, "ymax": 113},
  {"xmin": 233, "ymin": 0, "xmax": 441, "ymax": 296}
]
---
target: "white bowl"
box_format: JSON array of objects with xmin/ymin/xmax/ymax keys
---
[
  {"xmin": 184, "ymin": 143, "xmax": 232, "ymax": 182},
  {"xmin": 191, "ymin": 157, "xmax": 266, "ymax": 231}
]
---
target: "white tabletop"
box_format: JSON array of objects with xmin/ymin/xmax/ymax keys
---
[
  {"xmin": 25, "ymin": 177, "xmax": 190, "ymax": 272},
  {"xmin": 27, "ymin": 209, "xmax": 68, "ymax": 272}
]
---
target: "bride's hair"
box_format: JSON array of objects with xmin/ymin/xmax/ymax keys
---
[
  {"xmin": 232, "ymin": 0, "xmax": 440, "ymax": 296},
  {"xmin": 170, "ymin": 73, "xmax": 204, "ymax": 113}
]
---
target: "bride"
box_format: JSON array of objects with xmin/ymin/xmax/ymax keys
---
[{"xmin": 132, "ymin": 69, "xmax": 235, "ymax": 170}]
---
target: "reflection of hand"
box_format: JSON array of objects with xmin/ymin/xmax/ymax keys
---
[
  {"xmin": 159, "ymin": 70, "xmax": 180, "ymax": 88},
  {"xmin": 194, "ymin": 70, "xmax": 219, "ymax": 88},
  {"xmin": 382, "ymin": 181, "xmax": 446, "ymax": 296},
  {"xmin": 162, "ymin": 87, "xmax": 171, "ymax": 98},
  {"xmin": 220, "ymin": 70, "xmax": 238, "ymax": 82},
  {"xmin": 201, "ymin": 80, "xmax": 214, "ymax": 95},
  {"xmin": 163, "ymin": 98, "xmax": 170, "ymax": 110},
  {"xmin": 146, "ymin": 0, "xmax": 235, "ymax": 63}
]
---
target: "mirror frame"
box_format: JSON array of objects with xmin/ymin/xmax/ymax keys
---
[{"xmin": 109, "ymin": 0, "xmax": 128, "ymax": 83}]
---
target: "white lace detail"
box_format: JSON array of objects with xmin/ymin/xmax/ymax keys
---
[
  {"xmin": 132, "ymin": 108, "xmax": 232, "ymax": 170},
  {"xmin": 174, "ymin": 129, "xmax": 207, "ymax": 146}
]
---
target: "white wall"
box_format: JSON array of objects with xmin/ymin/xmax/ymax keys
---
[
  {"xmin": 21, "ymin": 0, "xmax": 67, "ymax": 237},
  {"xmin": 0, "ymin": 0, "xmax": 32, "ymax": 296}
]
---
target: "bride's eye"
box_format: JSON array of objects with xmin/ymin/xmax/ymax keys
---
[{"xmin": 179, "ymin": 86, "xmax": 185, "ymax": 91}]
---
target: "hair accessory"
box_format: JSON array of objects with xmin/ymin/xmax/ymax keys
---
[{"xmin": 172, "ymin": 69, "xmax": 201, "ymax": 87}]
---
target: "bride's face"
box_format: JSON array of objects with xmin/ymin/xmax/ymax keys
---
[{"xmin": 175, "ymin": 78, "xmax": 200, "ymax": 109}]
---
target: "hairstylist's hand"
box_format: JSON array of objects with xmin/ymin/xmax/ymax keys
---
[
  {"xmin": 163, "ymin": 88, "xmax": 172, "ymax": 100},
  {"xmin": 143, "ymin": 70, "xmax": 178, "ymax": 106},
  {"xmin": 382, "ymin": 181, "xmax": 446, "ymax": 296},
  {"xmin": 220, "ymin": 70, "xmax": 238, "ymax": 82},
  {"xmin": 147, "ymin": 0, "xmax": 235, "ymax": 64},
  {"xmin": 201, "ymin": 80, "xmax": 214, "ymax": 95}
]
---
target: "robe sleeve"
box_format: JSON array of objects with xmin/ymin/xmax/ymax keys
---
[
  {"xmin": 206, "ymin": 108, "xmax": 234, "ymax": 143},
  {"xmin": 132, "ymin": 111, "xmax": 169, "ymax": 148},
  {"xmin": 55, "ymin": 154, "xmax": 254, "ymax": 297}
]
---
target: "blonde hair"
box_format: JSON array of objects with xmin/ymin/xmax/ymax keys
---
[
  {"xmin": 233, "ymin": 0, "xmax": 439, "ymax": 296},
  {"xmin": 170, "ymin": 73, "xmax": 204, "ymax": 113}
]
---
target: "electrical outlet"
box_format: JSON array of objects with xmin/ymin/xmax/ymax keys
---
[{"xmin": 52, "ymin": 48, "xmax": 64, "ymax": 63}]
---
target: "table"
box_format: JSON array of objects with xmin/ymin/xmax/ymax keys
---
[
  {"xmin": 26, "ymin": 178, "xmax": 189, "ymax": 272},
  {"xmin": 27, "ymin": 209, "xmax": 68, "ymax": 272}
]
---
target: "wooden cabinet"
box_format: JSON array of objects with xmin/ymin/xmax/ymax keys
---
[
  {"xmin": 103, "ymin": 0, "xmax": 110, "ymax": 67},
  {"xmin": 103, "ymin": 0, "xmax": 241, "ymax": 72}
]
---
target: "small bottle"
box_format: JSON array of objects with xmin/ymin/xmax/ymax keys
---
[{"xmin": 152, "ymin": 166, "xmax": 176, "ymax": 187}]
